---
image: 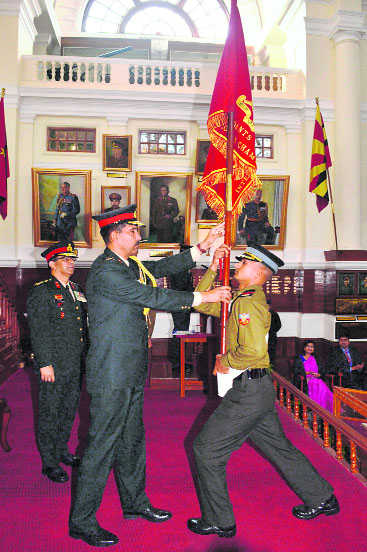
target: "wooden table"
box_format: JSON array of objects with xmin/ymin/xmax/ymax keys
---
[
  {"xmin": 333, "ymin": 386, "xmax": 367, "ymax": 421},
  {"xmin": 175, "ymin": 333, "xmax": 217, "ymax": 398}
]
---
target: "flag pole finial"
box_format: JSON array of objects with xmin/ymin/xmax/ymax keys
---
[
  {"xmin": 315, "ymin": 96, "xmax": 319, "ymax": 106},
  {"xmin": 1, "ymin": 88, "xmax": 5, "ymax": 99}
]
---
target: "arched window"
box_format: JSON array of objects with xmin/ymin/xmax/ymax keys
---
[{"xmin": 82, "ymin": 0, "xmax": 230, "ymax": 41}]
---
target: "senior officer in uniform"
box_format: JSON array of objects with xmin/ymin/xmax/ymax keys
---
[
  {"xmin": 69, "ymin": 205, "xmax": 231, "ymax": 547},
  {"xmin": 187, "ymin": 244, "xmax": 339, "ymax": 537},
  {"xmin": 27, "ymin": 242, "xmax": 88, "ymax": 483}
]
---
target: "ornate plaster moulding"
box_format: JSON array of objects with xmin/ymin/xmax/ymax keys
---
[{"xmin": 306, "ymin": 10, "xmax": 366, "ymax": 41}]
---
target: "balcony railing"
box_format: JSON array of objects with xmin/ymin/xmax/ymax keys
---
[
  {"xmin": 21, "ymin": 55, "xmax": 304, "ymax": 99},
  {"xmin": 272, "ymin": 371, "xmax": 367, "ymax": 482}
]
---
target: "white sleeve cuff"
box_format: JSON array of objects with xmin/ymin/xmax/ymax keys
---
[
  {"xmin": 192, "ymin": 292, "xmax": 202, "ymax": 306},
  {"xmin": 191, "ymin": 246, "xmax": 203, "ymax": 262}
]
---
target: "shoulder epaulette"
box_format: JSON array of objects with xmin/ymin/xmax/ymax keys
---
[
  {"xmin": 239, "ymin": 289, "xmax": 255, "ymax": 298},
  {"xmin": 34, "ymin": 278, "xmax": 51, "ymax": 287},
  {"xmin": 105, "ymin": 256, "xmax": 122, "ymax": 263}
]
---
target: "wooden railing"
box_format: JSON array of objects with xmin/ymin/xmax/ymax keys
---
[{"xmin": 272, "ymin": 371, "xmax": 367, "ymax": 483}]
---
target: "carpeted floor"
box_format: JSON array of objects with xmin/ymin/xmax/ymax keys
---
[{"xmin": 1, "ymin": 369, "xmax": 367, "ymax": 552}]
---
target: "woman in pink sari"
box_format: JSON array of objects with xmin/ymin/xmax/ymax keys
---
[{"xmin": 293, "ymin": 341, "xmax": 333, "ymax": 412}]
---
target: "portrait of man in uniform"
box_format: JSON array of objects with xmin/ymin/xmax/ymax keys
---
[
  {"xmin": 32, "ymin": 168, "xmax": 92, "ymax": 248},
  {"xmin": 234, "ymin": 175, "xmax": 289, "ymax": 251},
  {"xmin": 196, "ymin": 191, "xmax": 218, "ymax": 222},
  {"xmin": 136, "ymin": 172, "xmax": 192, "ymax": 247},
  {"xmin": 101, "ymin": 186, "xmax": 130, "ymax": 213},
  {"xmin": 338, "ymin": 273, "xmax": 354, "ymax": 296},
  {"xmin": 195, "ymin": 139, "xmax": 210, "ymax": 175},
  {"xmin": 103, "ymin": 135, "xmax": 132, "ymax": 172}
]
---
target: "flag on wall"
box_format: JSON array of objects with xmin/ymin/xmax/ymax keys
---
[
  {"xmin": 198, "ymin": 0, "xmax": 259, "ymax": 218},
  {"xmin": 309, "ymin": 102, "xmax": 332, "ymax": 213},
  {"xmin": 0, "ymin": 92, "xmax": 10, "ymax": 220}
]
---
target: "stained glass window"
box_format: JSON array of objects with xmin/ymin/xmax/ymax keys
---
[
  {"xmin": 47, "ymin": 127, "xmax": 96, "ymax": 153},
  {"xmin": 139, "ymin": 130, "xmax": 186, "ymax": 155}
]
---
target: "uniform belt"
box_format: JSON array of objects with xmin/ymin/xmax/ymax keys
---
[{"xmin": 245, "ymin": 368, "xmax": 267, "ymax": 379}]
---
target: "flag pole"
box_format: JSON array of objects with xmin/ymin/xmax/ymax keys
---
[
  {"xmin": 220, "ymin": 111, "xmax": 234, "ymax": 354},
  {"xmin": 1, "ymin": 89, "xmax": 5, "ymax": 99},
  {"xmin": 315, "ymin": 97, "xmax": 338, "ymax": 251}
]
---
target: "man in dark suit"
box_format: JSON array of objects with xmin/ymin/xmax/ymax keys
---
[
  {"xmin": 27, "ymin": 242, "xmax": 88, "ymax": 483},
  {"xmin": 69, "ymin": 206, "xmax": 231, "ymax": 547},
  {"xmin": 327, "ymin": 333, "xmax": 365, "ymax": 389}
]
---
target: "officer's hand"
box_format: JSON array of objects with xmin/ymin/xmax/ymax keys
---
[
  {"xmin": 40, "ymin": 365, "xmax": 55, "ymax": 383},
  {"xmin": 199, "ymin": 222, "xmax": 224, "ymax": 250},
  {"xmin": 213, "ymin": 354, "xmax": 229, "ymax": 375},
  {"xmin": 210, "ymin": 244, "xmax": 231, "ymax": 271},
  {"xmin": 200, "ymin": 286, "xmax": 231, "ymax": 304}
]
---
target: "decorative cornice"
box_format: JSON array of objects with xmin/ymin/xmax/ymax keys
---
[
  {"xmin": 0, "ymin": 0, "xmax": 22, "ymax": 16},
  {"xmin": 306, "ymin": 10, "xmax": 366, "ymax": 41},
  {"xmin": 1, "ymin": 86, "xmax": 19, "ymax": 108},
  {"xmin": 17, "ymin": 88, "xmax": 337, "ymax": 133},
  {"xmin": 329, "ymin": 10, "xmax": 365, "ymax": 43}
]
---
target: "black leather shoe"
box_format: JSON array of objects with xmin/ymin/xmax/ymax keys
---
[
  {"xmin": 187, "ymin": 518, "xmax": 236, "ymax": 537},
  {"xmin": 42, "ymin": 466, "xmax": 69, "ymax": 483},
  {"xmin": 61, "ymin": 452, "xmax": 81, "ymax": 467},
  {"xmin": 69, "ymin": 526, "xmax": 119, "ymax": 547},
  {"xmin": 124, "ymin": 506, "xmax": 172, "ymax": 522},
  {"xmin": 292, "ymin": 494, "xmax": 340, "ymax": 520}
]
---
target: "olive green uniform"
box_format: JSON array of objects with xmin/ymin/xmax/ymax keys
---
[
  {"xmin": 70, "ymin": 248, "xmax": 195, "ymax": 533},
  {"xmin": 193, "ymin": 269, "xmax": 333, "ymax": 528},
  {"xmin": 27, "ymin": 276, "xmax": 87, "ymax": 469}
]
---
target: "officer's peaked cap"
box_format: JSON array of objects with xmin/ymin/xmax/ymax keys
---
[
  {"xmin": 236, "ymin": 245, "xmax": 284, "ymax": 274},
  {"xmin": 41, "ymin": 241, "xmax": 78, "ymax": 263},
  {"xmin": 92, "ymin": 204, "xmax": 145, "ymax": 229}
]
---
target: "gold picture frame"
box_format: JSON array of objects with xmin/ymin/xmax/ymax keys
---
[
  {"xmin": 135, "ymin": 172, "xmax": 192, "ymax": 248},
  {"xmin": 32, "ymin": 168, "xmax": 92, "ymax": 248},
  {"xmin": 101, "ymin": 185, "xmax": 131, "ymax": 213},
  {"xmin": 232, "ymin": 175, "xmax": 289, "ymax": 250},
  {"xmin": 195, "ymin": 190, "xmax": 219, "ymax": 223},
  {"xmin": 103, "ymin": 134, "xmax": 132, "ymax": 172}
]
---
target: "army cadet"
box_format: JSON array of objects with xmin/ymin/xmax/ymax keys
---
[
  {"xmin": 27, "ymin": 242, "xmax": 88, "ymax": 483},
  {"xmin": 188, "ymin": 244, "xmax": 339, "ymax": 537},
  {"xmin": 69, "ymin": 205, "xmax": 231, "ymax": 547}
]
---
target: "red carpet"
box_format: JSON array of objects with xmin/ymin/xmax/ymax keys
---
[{"xmin": 1, "ymin": 369, "xmax": 367, "ymax": 552}]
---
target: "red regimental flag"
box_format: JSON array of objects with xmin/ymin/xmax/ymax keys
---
[
  {"xmin": 309, "ymin": 103, "xmax": 332, "ymax": 213},
  {"xmin": 198, "ymin": 0, "xmax": 259, "ymax": 218},
  {"xmin": 0, "ymin": 95, "xmax": 10, "ymax": 220}
]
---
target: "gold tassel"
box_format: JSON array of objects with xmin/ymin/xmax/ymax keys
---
[{"xmin": 129, "ymin": 256, "xmax": 157, "ymax": 317}]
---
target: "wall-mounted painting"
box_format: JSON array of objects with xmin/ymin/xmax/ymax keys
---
[
  {"xmin": 338, "ymin": 272, "xmax": 355, "ymax": 296},
  {"xmin": 135, "ymin": 172, "xmax": 192, "ymax": 248},
  {"xmin": 103, "ymin": 135, "xmax": 132, "ymax": 172},
  {"xmin": 32, "ymin": 168, "xmax": 92, "ymax": 247},
  {"xmin": 195, "ymin": 139, "xmax": 210, "ymax": 175},
  {"xmin": 101, "ymin": 185, "xmax": 131, "ymax": 213},
  {"xmin": 358, "ymin": 273, "xmax": 367, "ymax": 296},
  {"xmin": 233, "ymin": 175, "xmax": 289, "ymax": 250},
  {"xmin": 195, "ymin": 190, "xmax": 219, "ymax": 223}
]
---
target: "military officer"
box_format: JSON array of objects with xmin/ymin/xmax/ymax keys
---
[
  {"xmin": 27, "ymin": 241, "xmax": 88, "ymax": 483},
  {"xmin": 69, "ymin": 205, "xmax": 231, "ymax": 547},
  {"xmin": 54, "ymin": 181, "xmax": 80, "ymax": 241},
  {"xmin": 238, "ymin": 189, "xmax": 274, "ymax": 246},
  {"xmin": 187, "ymin": 244, "xmax": 339, "ymax": 537}
]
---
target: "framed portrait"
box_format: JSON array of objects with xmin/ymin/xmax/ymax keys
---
[
  {"xmin": 101, "ymin": 186, "xmax": 131, "ymax": 213},
  {"xmin": 135, "ymin": 172, "xmax": 192, "ymax": 248},
  {"xmin": 195, "ymin": 139, "xmax": 210, "ymax": 175},
  {"xmin": 232, "ymin": 175, "xmax": 289, "ymax": 250},
  {"xmin": 103, "ymin": 135, "xmax": 132, "ymax": 172},
  {"xmin": 32, "ymin": 168, "xmax": 92, "ymax": 248},
  {"xmin": 338, "ymin": 272, "xmax": 355, "ymax": 296},
  {"xmin": 358, "ymin": 273, "xmax": 367, "ymax": 296},
  {"xmin": 195, "ymin": 191, "xmax": 219, "ymax": 223}
]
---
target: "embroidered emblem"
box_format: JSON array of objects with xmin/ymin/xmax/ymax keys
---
[{"xmin": 239, "ymin": 313, "xmax": 250, "ymax": 326}]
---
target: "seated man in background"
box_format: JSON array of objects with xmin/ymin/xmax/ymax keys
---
[{"xmin": 327, "ymin": 333, "xmax": 365, "ymax": 389}]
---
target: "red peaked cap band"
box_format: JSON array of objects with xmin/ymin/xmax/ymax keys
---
[
  {"xmin": 97, "ymin": 211, "xmax": 137, "ymax": 228},
  {"xmin": 44, "ymin": 246, "xmax": 78, "ymax": 262}
]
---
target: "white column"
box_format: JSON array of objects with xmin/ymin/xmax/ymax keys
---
[{"xmin": 331, "ymin": 14, "xmax": 363, "ymax": 249}]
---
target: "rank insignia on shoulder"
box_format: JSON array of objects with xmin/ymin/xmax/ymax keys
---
[
  {"xmin": 240, "ymin": 289, "xmax": 255, "ymax": 298},
  {"xmin": 34, "ymin": 279, "xmax": 50, "ymax": 287},
  {"xmin": 239, "ymin": 313, "xmax": 250, "ymax": 326}
]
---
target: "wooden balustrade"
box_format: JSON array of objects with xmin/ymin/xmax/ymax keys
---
[{"xmin": 271, "ymin": 370, "xmax": 367, "ymax": 482}]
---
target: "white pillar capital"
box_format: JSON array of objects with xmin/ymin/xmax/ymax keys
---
[{"xmin": 329, "ymin": 10, "xmax": 364, "ymax": 43}]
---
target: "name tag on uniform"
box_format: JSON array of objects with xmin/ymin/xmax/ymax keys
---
[{"xmin": 75, "ymin": 291, "xmax": 87, "ymax": 302}]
